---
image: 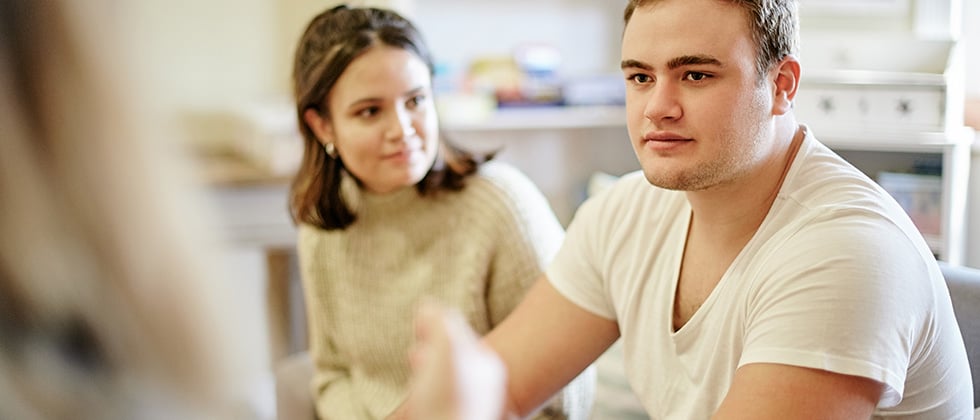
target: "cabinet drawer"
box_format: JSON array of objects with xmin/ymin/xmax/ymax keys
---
[
  {"xmin": 796, "ymin": 85, "xmax": 945, "ymax": 132},
  {"xmin": 863, "ymin": 87, "xmax": 944, "ymax": 130},
  {"xmin": 795, "ymin": 87, "xmax": 865, "ymax": 131}
]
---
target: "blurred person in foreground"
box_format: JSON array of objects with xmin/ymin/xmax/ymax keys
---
[
  {"xmin": 404, "ymin": 0, "xmax": 974, "ymax": 419},
  {"xmin": 288, "ymin": 5, "xmax": 593, "ymax": 420},
  {"xmin": 0, "ymin": 1, "xmax": 265, "ymax": 419}
]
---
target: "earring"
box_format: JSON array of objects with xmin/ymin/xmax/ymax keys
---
[{"xmin": 323, "ymin": 142, "xmax": 337, "ymax": 158}]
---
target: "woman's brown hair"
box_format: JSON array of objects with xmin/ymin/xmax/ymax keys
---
[{"xmin": 290, "ymin": 5, "xmax": 488, "ymax": 230}]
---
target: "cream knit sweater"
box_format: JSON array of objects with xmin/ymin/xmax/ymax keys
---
[{"xmin": 298, "ymin": 162, "xmax": 573, "ymax": 419}]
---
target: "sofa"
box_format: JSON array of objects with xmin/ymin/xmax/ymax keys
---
[{"xmin": 941, "ymin": 262, "xmax": 980, "ymax": 415}]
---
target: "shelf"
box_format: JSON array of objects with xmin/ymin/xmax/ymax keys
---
[
  {"xmin": 195, "ymin": 151, "xmax": 292, "ymax": 187},
  {"xmin": 803, "ymin": 69, "xmax": 947, "ymax": 88},
  {"xmin": 817, "ymin": 128, "xmax": 974, "ymax": 152},
  {"xmin": 442, "ymin": 105, "xmax": 626, "ymax": 132}
]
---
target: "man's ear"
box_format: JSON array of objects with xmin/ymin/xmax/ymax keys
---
[
  {"xmin": 771, "ymin": 55, "xmax": 801, "ymax": 116},
  {"xmin": 303, "ymin": 108, "xmax": 333, "ymax": 146}
]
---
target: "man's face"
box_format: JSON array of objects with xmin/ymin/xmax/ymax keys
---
[{"xmin": 621, "ymin": 0, "xmax": 775, "ymax": 191}]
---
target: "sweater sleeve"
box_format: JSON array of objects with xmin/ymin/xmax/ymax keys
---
[
  {"xmin": 308, "ymin": 339, "xmax": 360, "ymax": 419},
  {"xmin": 478, "ymin": 162, "xmax": 565, "ymax": 327},
  {"xmin": 297, "ymin": 226, "xmax": 370, "ymax": 419}
]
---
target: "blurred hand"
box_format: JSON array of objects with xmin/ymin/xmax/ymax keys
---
[{"xmin": 406, "ymin": 302, "xmax": 508, "ymax": 420}]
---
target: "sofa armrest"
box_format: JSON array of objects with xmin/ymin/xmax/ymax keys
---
[{"xmin": 941, "ymin": 262, "xmax": 980, "ymax": 408}]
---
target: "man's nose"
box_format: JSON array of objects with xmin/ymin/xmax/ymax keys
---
[{"xmin": 643, "ymin": 83, "xmax": 683, "ymax": 122}]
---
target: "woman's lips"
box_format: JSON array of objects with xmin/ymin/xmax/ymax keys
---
[{"xmin": 384, "ymin": 148, "xmax": 421, "ymax": 162}]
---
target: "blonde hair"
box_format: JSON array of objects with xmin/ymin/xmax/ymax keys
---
[{"xmin": 0, "ymin": 2, "xmax": 262, "ymax": 419}]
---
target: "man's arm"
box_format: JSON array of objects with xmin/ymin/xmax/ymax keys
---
[
  {"xmin": 485, "ymin": 275, "xmax": 621, "ymax": 417},
  {"xmin": 713, "ymin": 363, "xmax": 885, "ymax": 420}
]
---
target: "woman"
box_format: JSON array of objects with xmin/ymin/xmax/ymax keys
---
[
  {"xmin": 0, "ymin": 1, "xmax": 265, "ymax": 419},
  {"xmin": 290, "ymin": 5, "xmax": 592, "ymax": 419}
]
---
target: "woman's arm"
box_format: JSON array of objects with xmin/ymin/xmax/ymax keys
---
[
  {"xmin": 305, "ymin": 301, "xmax": 362, "ymax": 418},
  {"xmin": 297, "ymin": 227, "xmax": 364, "ymax": 419}
]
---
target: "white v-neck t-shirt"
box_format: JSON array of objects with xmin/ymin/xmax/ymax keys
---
[{"xmin": 548, "ymin": 129, "xmax": 973, "ymax": 419}]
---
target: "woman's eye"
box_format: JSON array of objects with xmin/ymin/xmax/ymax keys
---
[
  {"xmin": 685, "ymin": 72, "xmax": 710, "ymax": 82},
  {"xmin": 356, "ymin": 106, "xmax": 380, "ymax": 118},
  {"xmin": 407, "ymin": 94, "xmax": 426, "ymax": 108}
]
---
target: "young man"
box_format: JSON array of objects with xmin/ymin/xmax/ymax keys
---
[{"xmin": 405, "ymin": 0, "xmax": 974, "ymax": 418}]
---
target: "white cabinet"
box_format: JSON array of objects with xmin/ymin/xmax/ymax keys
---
[
  {"xmin": 795, "ymin": 80, "xmax": 946, "ymax": 133},
  {"xmin": 792, "ymin": 0, "xmax": 973, "ymax": 263},
  {"xmin": 795, "ymin": 32, "xmax": 972, "ymax": 264}
]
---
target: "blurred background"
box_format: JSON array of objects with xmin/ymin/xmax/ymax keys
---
[{"xmin": 94, "ymin": 0, "xmax": 980, "ymax": 417}]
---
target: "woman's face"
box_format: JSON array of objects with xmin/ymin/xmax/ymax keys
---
[{"xmin": 306, "ymin": 45, "xmax": 439, "ymax": 194}]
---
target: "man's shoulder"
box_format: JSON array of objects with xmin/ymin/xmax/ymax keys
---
[{"xmin": 781, "ymin": 133, "xmax": 907, "ymax": 224}]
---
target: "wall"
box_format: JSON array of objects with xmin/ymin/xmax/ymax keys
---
[
  {"xmin": 969, "ymin": 148, "xmax": 979, "ymax": 269},
  {"xmin": 963, "ymin": 0, "xmax": 980, "ymax": 269},
  {"xmin": 117, "ymin": 0, "xmax": 281, "ymax": 151},
  {"xmin": 964, "ymin": 0, "xmax": 980, "ymax": 97},
  {"xmin": 412, "ymin": 0, "xmax": 627, "ymax": 78}
]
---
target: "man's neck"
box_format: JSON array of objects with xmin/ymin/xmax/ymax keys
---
[{"xmin": 684, "ymin": 122, "xmax": 805, "ymax": 245}]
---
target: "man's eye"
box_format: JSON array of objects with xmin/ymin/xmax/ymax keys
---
[
  {"xmin": 628, "ymin": 74, "xmax": 652, "ymax": 84},
  {"xmin": 685, "ymin": 72, "xmax": 710, "ymax": 81}
]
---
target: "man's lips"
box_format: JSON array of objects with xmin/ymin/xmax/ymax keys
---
[
  {"xmin": 641, "ymin": 131, "xmax": 693, "ymax": 152},
  {"xmin": 643, "ymin": 131, "xmax": 692, "ymax": 142}
]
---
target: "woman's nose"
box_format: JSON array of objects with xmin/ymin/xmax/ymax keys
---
[{"xmin": 386, "ymin": 108, "xmax": 417, "ymax": 141}]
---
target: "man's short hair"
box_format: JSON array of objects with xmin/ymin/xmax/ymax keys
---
[{"xmin": 624, "ymin": 0, "xmax": 800, "ymax": 77}]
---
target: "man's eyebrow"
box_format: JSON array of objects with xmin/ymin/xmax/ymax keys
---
[
  {"xmin": 666, "ymin": 55, "xmax": 723, "ymax": 70},
  {"xmin": 620, "ymin": 55, "xmax": 723, "ymax": 71},
  {"xmin": 621, "ymin": 59, "xmax": 652, "ymax": 71}
]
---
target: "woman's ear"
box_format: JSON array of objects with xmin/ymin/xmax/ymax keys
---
[
  {"xmin": 771, "ymin": 55, "xmax": 801, "ymax": 116},
  {"xmin": 303, "ymin": 108, "xmax": 333, "ymax": 146}
]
